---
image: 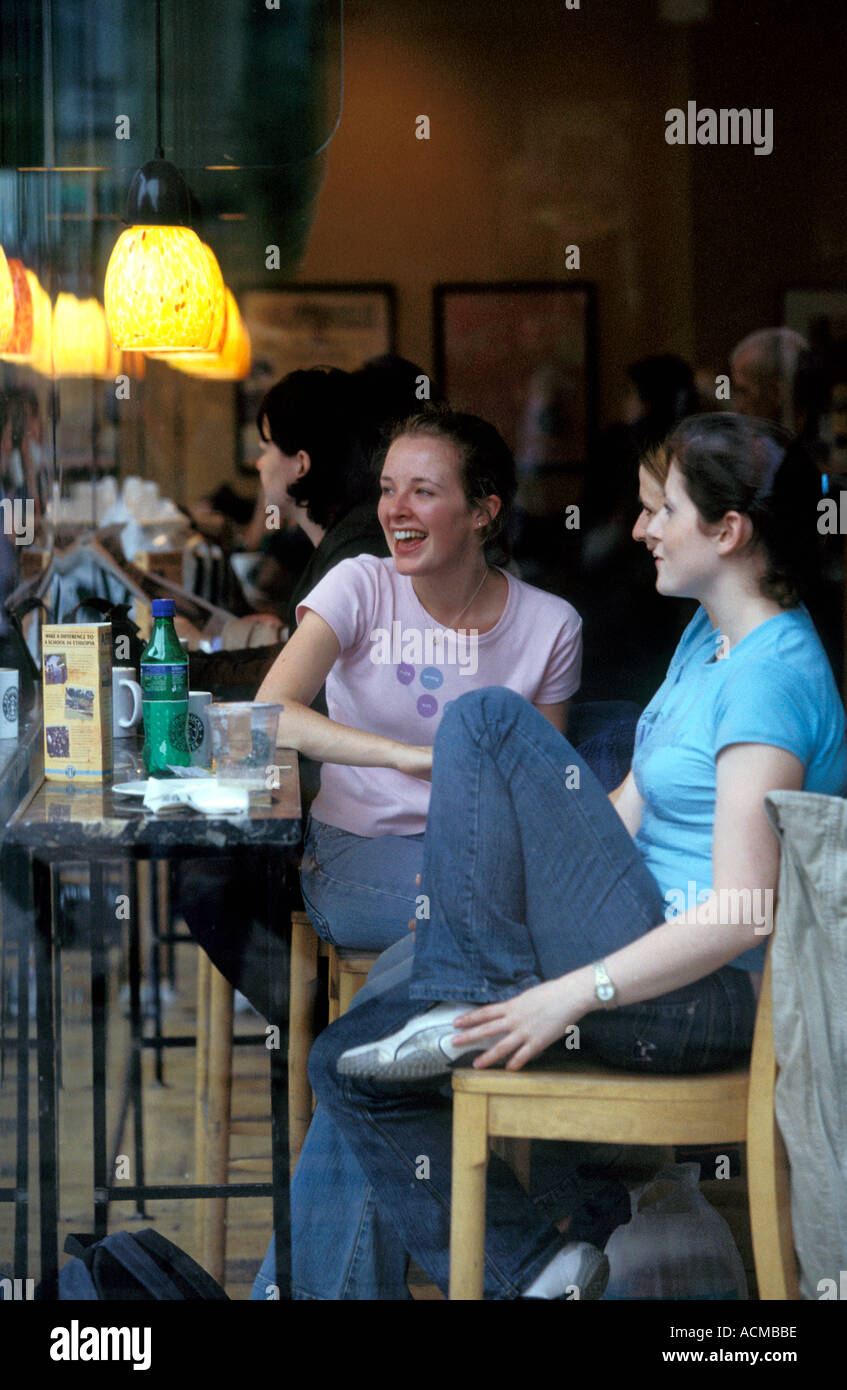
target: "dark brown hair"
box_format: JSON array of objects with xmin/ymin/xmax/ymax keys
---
[{"xmin": 668, "ymin": 413, "xmax": 821, "ymax": 608}]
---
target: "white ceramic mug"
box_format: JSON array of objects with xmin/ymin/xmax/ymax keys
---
[
  {"xmin": 112, "ymin": 666, "xmax": 143, "ymax": 738},
  {"xmin": 0, "ymin": 668, "xmax": 19, "ymax": 739},
  {"xmin": 187, "ymin": 691, "xmax": 213, "ymax": 767}
]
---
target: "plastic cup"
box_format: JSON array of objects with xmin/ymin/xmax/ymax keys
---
[{"xmin": 206, "ymin": 702, "xmax": 282, "ymax": 789}]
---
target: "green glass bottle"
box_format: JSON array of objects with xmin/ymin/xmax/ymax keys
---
[{"xmin": 140, "ymin": 599, "xmax": 190, "ymax": 777}]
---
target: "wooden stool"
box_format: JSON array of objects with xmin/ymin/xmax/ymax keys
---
[
  {"xmin": 288, "ymin": 909, "xmax": 378, "ymax": 1170},
  {"xmin": 448, "ymin": 950, "xmax": 800, "ymax": 1301}
]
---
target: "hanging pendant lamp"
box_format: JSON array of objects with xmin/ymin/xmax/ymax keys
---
[
  {"xmin": 25, "ymin": 271, "xmax": 54, "ymax": 376},
  {"xmin": 53, "ymin": 294, "xmax": 114, "ymax": 377},
  {"xmin": 0, "ymin": 245, "xmax": 15, "ymax": 351},
  {"xmin": 104, "ymin": 0, "xmax": 217, "ymax": 351}
]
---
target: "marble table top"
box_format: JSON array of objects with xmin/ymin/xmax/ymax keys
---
[{"xmin": 2, "ymin": 742, "xmax": 302, "ymax": 856}]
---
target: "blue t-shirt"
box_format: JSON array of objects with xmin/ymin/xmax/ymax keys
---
[{"xmin": 632, "ymin": 605, "xmax": 847, "ymax": 971}]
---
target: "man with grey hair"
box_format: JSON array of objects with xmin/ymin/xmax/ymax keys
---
[{"xmin": 730, "ymin": 327, "xmax": 809, "ymax": 432}]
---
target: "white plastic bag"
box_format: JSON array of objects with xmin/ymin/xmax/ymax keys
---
[{"xmin": 603, "ymin": 1162, "xmax": 748, "ymax": 1300}]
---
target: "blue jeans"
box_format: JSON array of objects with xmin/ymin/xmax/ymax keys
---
[
  {"xmin": 297, "ymin": 700, "xmax": 639, "ymax": 955},
  {"xmin": 304, "ymin": 690, "xmax": 756, "ymax": 1299},
  {"xmin": 253, "ymin": 689, "xmax": 751, "ymax": 1295},
  {"xmin": 300, "ymin": 817, "xmax": 424, "ymax": 951},
  {"xmin": 253, "ymin": 933, "xmax": 634, "ymax": 1299}
]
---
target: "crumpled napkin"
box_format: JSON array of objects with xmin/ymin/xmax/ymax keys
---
[{"xmin": 142, "ymin": 778, "xmax": 249, "ymax": 815}]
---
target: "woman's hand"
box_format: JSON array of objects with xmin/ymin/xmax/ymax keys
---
[
  {"xmin": 393, "ymin": 744, "xmax": 433, "ymax": 781},
  {"xmin": 451, "ymin": 976, "xmax": 585, "ymax": 1072}
]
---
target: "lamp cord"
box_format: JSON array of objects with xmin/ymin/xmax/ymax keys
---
[{"xmin": 154, "ymin": 0, "xmax": 164, "ymax": 159}]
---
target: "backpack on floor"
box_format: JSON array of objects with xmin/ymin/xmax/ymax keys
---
[{"xmin": 52, "ymin": 1230, "xmax": 229, "ymax": 1300}]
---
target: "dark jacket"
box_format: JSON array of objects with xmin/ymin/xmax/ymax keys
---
[{"xmin": 286, "ymin": 502, "xmax": 389, "ymax": 637}]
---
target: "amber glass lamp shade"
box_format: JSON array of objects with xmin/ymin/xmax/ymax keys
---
[
  {"xmin": 166, "ymin": 290, "xmax": 251, "ymax": 381},
  {"xmin": 0, "ymin": 259, "xmax": 35, "ymax": 358},
  {"xmin": 203, "ymin": 244, "xmax": 227, "ymax": 353},
  {"xmin": 0, "ymin": 246, "xmax": 15, "ymax": 351},
  {"xmin": 26, "ymin": 272, "xmax": 54, "ymax": 376},
  {"xmin": 105, "ymin": 225, "xmax": 219, "ymax": 351},
  {"xmin": 144, "ymin": 240, "xmax": 225, "ymax": 364},
  {"xmin": 104, "ymin": 158, "xmax": 219, "ymax": 351},
  {"xmin": 53, "ymin": 294, "xmax": 114, "ymax": 377}
]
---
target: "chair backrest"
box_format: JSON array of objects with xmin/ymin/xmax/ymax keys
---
[{"xmin": 745, "ymin": 945, "xmax": 801, "ymax": 1299}]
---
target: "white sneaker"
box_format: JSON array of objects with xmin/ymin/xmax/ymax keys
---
[
  {"xmin": 337, "ymin": 1002, "xmax": 500, "ymax": 1081},
  {"xmin": 521, "ymin": 1241, "xmax": 610, "ymax": 1301}
]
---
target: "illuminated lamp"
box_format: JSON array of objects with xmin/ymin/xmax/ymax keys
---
[
  {"xmin": 140, "ymin": 237, "xmax": 225, "ymax": 362},
  {"xmin": 103, "ymin": 0, "xmax": 217, "ymax": 351},
  {"xmin": 104, "ymin": 192, "xmax": 217, "ymax": 351},
  {"xmin": 0, "ymin": 258, "xmax": 34, "ymax": 358},
  {"xmin": 53, "ymin": 294, "xmax": 111, "ymax": 377},
  {"xmin": 0, "ymin": 245, "xmax": 14, "ymax": 350},
  {"xmin": 25, "ymin": 272, "xmax": 54, "ymax": 376},
  {"xmin": 166, "ymin": 290, "xmax": 251, "ymax": 381},
  {"xmin": 203, "ymin": 243, "xmax": 227, "ymax": 353}
]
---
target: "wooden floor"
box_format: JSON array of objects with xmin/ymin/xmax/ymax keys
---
[{"xmin": 1, "ymin": 918, "xmax": 757, "ymax": 1300}]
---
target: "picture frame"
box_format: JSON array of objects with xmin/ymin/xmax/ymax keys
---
[
  {"xmin": 781, "ymin": 287, "xmax": 847, "ymax": 350},
  {"xmin": 237, "ymin": 283, "xmax": 396, "ymax": 473},
  {"xmin": 433, "ymin": 281, "xmax": 596, "ymax": 517}
]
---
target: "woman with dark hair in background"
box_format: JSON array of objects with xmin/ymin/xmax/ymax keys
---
[
  {"xmin": 290, "ymin": 413, "xmax": 845, "ymax": 1301},
  {"xmin": 248, "ymin": 366, "xmax": 388, "ymax": 633}
]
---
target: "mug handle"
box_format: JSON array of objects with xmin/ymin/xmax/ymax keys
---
[{"xmin": 119, "ymin": 678, "xmax": 143, "ymax": 728}]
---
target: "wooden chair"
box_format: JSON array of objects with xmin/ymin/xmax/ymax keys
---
[
  {"xmin": 449, "ymin": 949, "xmax": 801, "ymax": 1300},
  {"xmin": 288, "ymin": 909, "xmax": 378, "ymax": 1170}
]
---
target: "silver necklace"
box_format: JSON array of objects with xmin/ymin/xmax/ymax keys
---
[{"xmin": 447, "ymin": 565, "xmax": 490, "ymax": 630}]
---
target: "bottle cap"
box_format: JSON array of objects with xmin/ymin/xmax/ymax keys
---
[{"xmin": 151, "ymin": 599, "xmax": 176, "ymax": 617}]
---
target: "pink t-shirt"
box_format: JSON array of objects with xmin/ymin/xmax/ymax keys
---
[{"xmin": 296, "ymin": 555, "xmax": 582, "ymax": 837}]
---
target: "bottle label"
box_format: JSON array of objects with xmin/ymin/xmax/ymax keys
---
[
  {"xmin": 142, "ymin": 698, "xmax": 190, "ymax": 773},
  {"xmin": 140, "ymin": 662, "xmax": 188, "ymax": 699}
]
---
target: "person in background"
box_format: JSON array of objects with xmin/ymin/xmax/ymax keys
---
[
  {"xmin": 244, "ymin": 367, "xmax": 387, "ymax": 630},
  {"xmin": 730, "ymin": 328, "xmax": 809, "ymax": 434},
  {"xmin": 281, "ymin": 356, "xmax": 445, "ymax": 640}
]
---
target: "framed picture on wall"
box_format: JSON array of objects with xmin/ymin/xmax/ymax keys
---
[
  {"xmin": 433, "ymin": 281, "xmax": 596, "ymax": 518},
  {"xmin": 237, "ymin": 283, "xmax": 396, "ymax": 472},
  {"xmin": 782, "ymin": 288, "xmax": 847, "ymax": 349}
]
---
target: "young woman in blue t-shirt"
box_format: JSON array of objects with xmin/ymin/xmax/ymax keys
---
[{"xmin": 288, "ymin": 413, "xmax": 846, "ymax": 1302}]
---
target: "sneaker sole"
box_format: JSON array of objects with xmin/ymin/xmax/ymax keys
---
[{"xmin": 337, "ymin": 1046, "xmax": 479, "ymax": 1081}]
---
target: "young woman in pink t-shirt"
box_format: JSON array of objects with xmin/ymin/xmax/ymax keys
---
[{"xmin": 256, "ymin": 409, "xmax": 583, "ymax": 950}]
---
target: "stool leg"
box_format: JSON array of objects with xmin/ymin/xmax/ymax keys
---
[
  {"xmin": 287, "ymin": 911, "xmax": 319, "ymax": 1172},
  {"xmin": 127, "ymin": 863, "xmax": 147, "ymax": 1217},
  {"xmin": 204, "ymin": 963, "xmax": 234, "ymax": 1287},
  {"xmin": 90, "ymin": 862, "xmax": 109, "ymax": 1241},
  {"xmin": 327, "ymin": 947, "xmax": 341, "ymax": 1025},
  {"xmin": 449, "ymin": 1091, "xmax": 489, "ymax": 1300},
  {"xmin": 194, "ymin": 950, "xmax": 211, "ymax": 1256},
  {"xmin": 337, "ymin": 966, "xmax": 368, "ymax": 1017}
]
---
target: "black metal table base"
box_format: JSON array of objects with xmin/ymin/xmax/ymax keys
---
[{"xmin": 5, "ymin": 845, "xmax": 294, "ymax": 1297}]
